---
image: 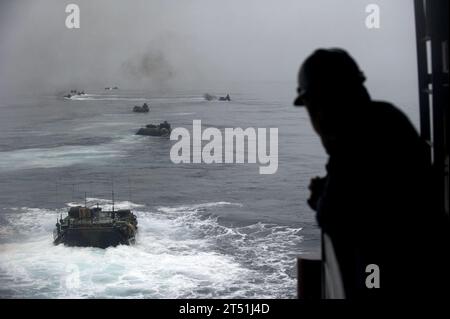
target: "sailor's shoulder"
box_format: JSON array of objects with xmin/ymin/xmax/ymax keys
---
[
  {"xmin": 369, "ymin": 100, "xmax": 407, "ymax": 118},
  {"xmin": 368, "ymin": 100, "xmax": 416, "ymax": 130}
]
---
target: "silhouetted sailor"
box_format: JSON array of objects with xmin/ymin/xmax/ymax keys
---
[{"xmin": 294, "ymin": 48, "xmax": 448, "ymax": 299}]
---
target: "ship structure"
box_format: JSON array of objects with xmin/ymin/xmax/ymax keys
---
[{"xmin": 54, "ymin": 204, "xmax": 138, "ymax": 248}]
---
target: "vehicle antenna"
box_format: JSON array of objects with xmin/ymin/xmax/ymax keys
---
[
  {"xmin": 112, "ymin": 190, "xmax": 115, "ymax": 212},
  {"xmin": 128, "ymin": 177, "xmax": 132, "ymax": 209},
  {"xmin": 112, "ymin": 179, "xmax": 115, "ymax": 213},
  {"xmin": 55, "ymin": 179, "xmax": 59, "ymax": 218}
]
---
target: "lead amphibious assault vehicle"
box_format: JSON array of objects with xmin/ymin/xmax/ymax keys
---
[{"xmin": 53, "ymin": 205, "xmax": 138, "ymax": 248}]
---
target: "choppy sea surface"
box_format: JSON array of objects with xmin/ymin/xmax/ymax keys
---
[{"xmin": 0, "ymin": 83, "xmax": 331, "ymax": 298}]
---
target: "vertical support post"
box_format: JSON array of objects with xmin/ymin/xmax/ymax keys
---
[{"xmin": 414, "ymin": 0, "xmax": 432, "ymax": 161}]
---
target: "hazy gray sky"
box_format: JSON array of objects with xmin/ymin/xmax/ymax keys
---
[{"xmin": 0, "ymin": 0, "xmax": 418, "ymax": 112}]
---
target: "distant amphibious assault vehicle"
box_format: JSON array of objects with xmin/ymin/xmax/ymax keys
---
[
  {"xmin": 54, "ymin": 205, "xmax": 138, "ymax": 248},
  {"xmin": 136, "ymin": 121, "xmax": 171, "ymax": 137}
]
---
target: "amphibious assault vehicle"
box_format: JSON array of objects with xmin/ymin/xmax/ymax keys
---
[{"xmin": 53, "ymin": 205, "xmax": 138, "ymax": 248}]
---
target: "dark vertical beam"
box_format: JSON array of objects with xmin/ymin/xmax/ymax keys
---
[
  {"xmin": 428, "ymin": 0, "xmax": 449, "ymax": 215},
  {"xmin": 414, "ymin": 0, "xmax": 431, "ymax": 162},
  {"xmin": 297, "ymin": 255, "xmax": 322, "ymax": 299},
  {"xmin": 414, "ymin": 0, "xmax": 449, "ymax": 215}
]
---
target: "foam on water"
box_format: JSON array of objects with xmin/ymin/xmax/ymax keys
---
[
  {"xmin": 0, "ymin": 135, "xmax": 142, "ymax": 172},
  {"xmin": 66, "ymin": 94, "xmax": 147, "ymax": 102},
  {"xmin": 0, "ymin": 200, "xmax": 303, "ymax": 298},
  {"xmin": 67, "ymin": 94, "xmax": 204, "ymax": 103}
]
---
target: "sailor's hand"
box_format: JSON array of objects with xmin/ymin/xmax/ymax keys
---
[{"xmin": 307, "ymin": 176, "xmax": 327, "ymax": 211}]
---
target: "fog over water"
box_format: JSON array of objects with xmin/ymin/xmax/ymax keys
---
[
  {"xmin": 0, "ymin": 1, "xmax": 420, "ymax": 298},
  {"xmin": 1, "ymin": 0, "xmax": 419, "ymax": 124}
]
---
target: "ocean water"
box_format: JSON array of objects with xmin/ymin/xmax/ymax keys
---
[{"xmin": 0, "ymin": 83, "xmax": 327, "ymax": 298}]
